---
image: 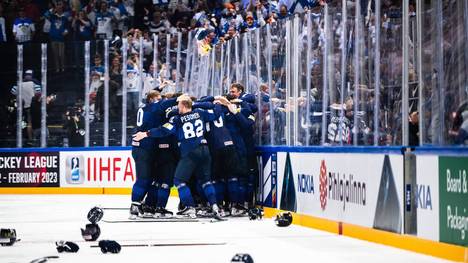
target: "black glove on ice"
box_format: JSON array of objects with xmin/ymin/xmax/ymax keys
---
[
  {"xmin": 98, "ymin": 240, "xmax": 121, "ymax": 254},
  {"xmin": 56, "ymin": 241, "xmax": 79, "ymax": 253}
]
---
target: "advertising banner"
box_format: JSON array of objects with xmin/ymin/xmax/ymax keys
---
[
  {"xmin": 415, "ymin": 155, "xmax": 439, "ymax": 241},
  {"xmin": 260, "ymin": 152, "xmax": 277, "ymax": 208},
  {"xmin": 59, "ymin": 150, "xmax": 136, "ymax": 188},
  {"xmin": 439, "ymin": 156, "xmax": 468, "ymax": 246},
  {"xmin": 276, "ymin": 152, "xmax": 403, "ymax": 232},
  {"xmin": 0, "ymin": 152, "xmax": 60, "ymax": 187}
]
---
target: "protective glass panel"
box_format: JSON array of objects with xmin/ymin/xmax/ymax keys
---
[
  {"xmin": 355, "ymin": 5, "xmax": 375, "ymax": 145},
  {"xmin": 270, "ymin": 19, "xmax": 288, "ymax": 146},
  {"xmin": 19, "ymin": 43, "xmax": 45, "ymax": 147},
  {"xmin": 257, "ymin": 26, "xmax": 270, "ymax": 146},
  {"xmin": 177, "ymin": 32, "xmax": 187, "ymax": 94},
  {"xmin": 63, "ymin": 41, "xmax": 87, "ymax": 147},
  {"xmin": 378, "ymin": 5, "xmax": 403, "ymax": 145},
  {"xmin": 88, "ymin": 40, "xmax": 107, "ymax": 147},
  {"xmin": 187, "ymin": 38, "xmax": 199, "ymax": 96},
  {"xmin": 169, "ymin": 33, "xmax": 178, "ymax": 93},
  {"xmin": 441, "ymin": 1, "xmax": 468, "ymax": 145},
  {"xmin": 214, "ymin": 43, "xmax": 223, "ymax": 96},
  {"xmin": 325, "ymin": 4, "xmax": 347, "ymax": 146}
]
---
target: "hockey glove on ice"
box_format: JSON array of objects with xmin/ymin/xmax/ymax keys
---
[
  {"xmin": 56, "ymin": 241, "xmax": 79, "ymax": 253},
  {"xmin": 98, "ymin": 240, "xmax": 121, "ymax": 254}
]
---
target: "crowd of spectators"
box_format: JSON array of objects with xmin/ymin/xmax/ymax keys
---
[
  {"xmin": 1, "ymin": 0, "xmax": 466, "ymax": 147},
  {"xmin": 0, "ymin": 0, "xmax": 328, "ymax": 45}
]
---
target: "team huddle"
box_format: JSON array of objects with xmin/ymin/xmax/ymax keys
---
[{"xmin": 130, "ymin": 83, "xmax": 258, "ymax": 220}]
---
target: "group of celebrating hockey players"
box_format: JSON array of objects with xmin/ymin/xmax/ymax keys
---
[{"xmin": 130, "ymin": 83, "xmax": 258, "ymax": 220}]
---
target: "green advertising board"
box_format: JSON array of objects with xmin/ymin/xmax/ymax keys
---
[{"xmin": 439, "ymin": 156, "xmax": 468, "ymax": 246}]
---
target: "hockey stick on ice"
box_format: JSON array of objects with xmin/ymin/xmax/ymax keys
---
[
  {"xmin": 102, "ymin": 218, "xmax": 199, "ymax": 223},
  {"xmin": 96, "ymin": 207, "xmax": 129, "ymax": 210},
  {"xmin": 29, "ymin": 256, "xmax": 59, "ymax": 263},
  {"xmin": 90, "ymin": 242, "xmax": 226, "ymax": 248}
]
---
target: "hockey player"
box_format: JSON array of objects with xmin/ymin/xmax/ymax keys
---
[
  {"xmin": 129, "ymin": 90, "xmax": 176, "ymax": 219},
  {"xmin": 229, "ymin": 83, "xmax": 258, "ymax": 114},
  {"xmin": 229, "ymin": 83, "xmax": 259, "ymax": 208},
  {"xmin": 133, "ymin": 95, "xmax": 222, "ymax": 219},
  {"xmin": 221, "ymin": 94, "xmax": 256, "ymax": 215},
  {"xmin": 152, "ymin": 98, "xmax": 180, "ymax": 218},
  {"xmin": 194, "ymin": 96, "xmax": 245, "ymax": 216}
]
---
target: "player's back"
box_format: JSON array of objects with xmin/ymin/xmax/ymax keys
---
[
  {"xmin": 238, "ymin": 101, "xmax": 256, "ymax": 155},
  {"xmin": 174, "ymin": 108, "xmax": 213, "ymax": 156},
  {"xmin": 132, "ymin": 103, "xmax": 160, "ymax": 149},
  {"xmin": 205, "ymin": 104, "xmax": 234, "ymax": 150},
  {"xmin": 224, "ymin": 107, "xmax": 247, "ymax": 155}
]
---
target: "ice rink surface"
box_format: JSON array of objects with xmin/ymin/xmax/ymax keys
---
[{"xmin": 0, "ymin": 195, "xmax": 452, "ymax": 263}]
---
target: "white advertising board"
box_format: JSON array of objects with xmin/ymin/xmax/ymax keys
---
[
  {"xmin": 276, "ymin": 152, "xmax": 404, "ymax": 231},
  {"xmin": 415, "ymin": 155, "xmax": 439, "ymax": 241},
  {"xmin": 59, "ymin": 150, "xmax": 135, "ymax": 188}
]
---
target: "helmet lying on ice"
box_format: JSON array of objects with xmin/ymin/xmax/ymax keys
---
[
  {"xmin": 0, "ymin": 228, "xmax": 17, "ymax": 246},
  {"xmin": 81, "ymin": 223, "xmax": 101, "ymax": 241},
  {"xmin": 87, "ymin": 206, "xmax": 104, "ymax": 224},
  {"xmin": 275, "ymin": 212, "xmax": 293, "ymax": 227}
]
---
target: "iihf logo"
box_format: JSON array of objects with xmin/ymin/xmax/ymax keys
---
[
  {"xmin": 319, "ymin": 160, "xmax": 327, "ymax": 210},
  {"xmin": 66, "ymin": 156, "xmax": 84, "ymax": 184},
  {"xmin": 71, "ymin": 157, "xmax": 80, "ymax": 181}
]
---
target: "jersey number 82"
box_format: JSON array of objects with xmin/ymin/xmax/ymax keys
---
[{"xmin": 182, "ymin": 119, "xmax": 203, "ymax": 139}]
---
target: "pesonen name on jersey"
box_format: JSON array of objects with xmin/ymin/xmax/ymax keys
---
[{"xmin": 180, "ymin": 112, "xmax": 200, "ymax": 122}]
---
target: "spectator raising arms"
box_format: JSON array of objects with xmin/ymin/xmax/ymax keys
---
[
  {"xmin": 72, "ymin": 10, "xmax": 93, "ymax": 41},
  {"xmin": 95, "ymin": 1, "xmax": 114, "ymax": 40}
]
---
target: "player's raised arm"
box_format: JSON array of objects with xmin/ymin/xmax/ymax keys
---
[
  {"xmin": 133, "ymin": 118, "xmax": 177, "ymax": 141},
  {"xmin": 230, "ymin": 104, "xmax": 255, "ymax": 131},
  {"xmin": 193, "ymin": 97, "xmax": 215, "ymax": 110},
  {"xmin": 160, "ymin": 97, "xmax": 178, "ymax": 111},
  {"xmin": 200, "ymin": 107, "xmax": 217, "ymax": 122}
]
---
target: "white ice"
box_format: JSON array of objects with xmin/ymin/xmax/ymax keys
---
[{"xmin": 0, "ymin": 195, "xmax": 451, "ymax": 263}]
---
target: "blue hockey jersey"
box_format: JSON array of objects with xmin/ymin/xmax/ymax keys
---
[
  {"xmin": 205, "ymin": 104, "xmax": 235, "ymax": 150},
  {"xmin": 148, "ymin": 108, "xmax": 217, "ymax": 156},
  {"xmin": 224, "ymin": 104, "xmax": 255, "ymax": 155},
  {"xmin": 132, "ymin": 98, "xmax": 177, "ymax": 150}
]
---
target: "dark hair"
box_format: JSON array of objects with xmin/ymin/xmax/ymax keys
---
[
  {"xmin": 230, "ymin": 83, "xmax": 244, "ymax": 93},
  {"xmin": 225, "ymin": 94, "xmax": 237, "ymax": 101}
]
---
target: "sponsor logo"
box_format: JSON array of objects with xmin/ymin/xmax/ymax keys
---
[
  {"xmin": 297, "ymin": 174, "xmax": 314, "ymax": 194},
  {"xmin": 319, "ymin": 160, "xmax": 367, "ymax": 211},
  {"xmin": 446, "ymin": 169, "xmax": 467, "ymax": 194},
  {"xmin": 319, "ymin": 160, "xmax": 327, "ymax": 210},
  {"xmin": 65, "ymin": 156, "xmax": 84, "ymax": 184},
  {"xmin": 446, "ymin": 205, "xmax": 468, "ymax": 241},
  {"xmin": 415, "ymin": 184, "xmax": 432, "ymax": 210},
  {"xmin": 439, "ymin": 157, "xmax": 468, "ymax": 245},
  {"xmin": 328, "ymin": 171, "xmax": 367, "ymax": 210},
  {"xmin": 405, "ymin": 184, "xmax": 412, "ymax": 212},
  {"xmin": 86, "ymin": 156, "xmax": 135, "ymax": 182}
]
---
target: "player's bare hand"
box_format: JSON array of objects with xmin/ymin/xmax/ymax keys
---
[
  {"xmin": 227, "ymin": 103, "xmax": 238, "ymax": 114},
  {"xmin": 132, "ymin": 132, "xmax": 147, "ymax": 141},
  {"xmin": 215, "ymin": 96, "xmax": 230, "ymax": 106}
]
